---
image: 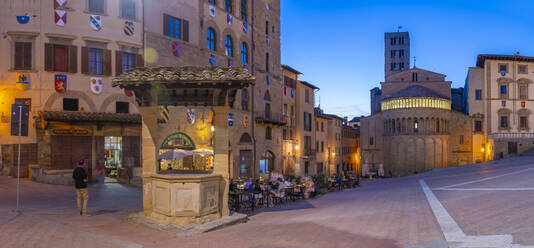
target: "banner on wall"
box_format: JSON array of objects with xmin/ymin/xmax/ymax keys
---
[
  {"xmin": 90, "ymin": 15, "xmax": 102, "ymax": 31},
  {"xmin": 228, "ymin": 59, "xmax": 233, "ymax": 67},
  {"xmin": 16, "ymin": 73, "xmax": 30, "ymax": 91},
  {"xmin": 209, "ymin": 54, "xmax": 216, "ymax": 66},
  {"xmin": 228, "ymin": 113, "xmax": 234, "ymax": 127},
  {"xmin": 172, "ymin": 42, "xmax": 180, "ymax": 57},
  {"xmin": 227, "ymin": 14, "xmax": 233, "ymax": 25},
  {"xmin": 242, "ymin": 22, "xmax": 248, "ymax": 33},
  {"xmin": 54, "ymin": 0, "xmax": 67, "ymax": 9},
  {"xmin": 187, "ymin": 108, "xmax": 195, "ymax": 124},
  {"xmin": 209, "ymin": 6, "xmax": 216, "ymax": 17},
  {"xmin": 243, "ymin": 65, "xmax": 248, "ymax": 72},
  {"xmin": 90, "ymin": 77, "xmax": 103, "ymax": 94},
  {"xmin": 54, "ymin": 75, "xmax": 67, "ymax": 93},
  {"xmin": 123, "ymin": 21, "xmax": 134, "ymax": 36},
  {"xmin": 124, "ymin": 89, "xmax": 134, "ymax": 97},
  {"xmin": 55, "ymin": 10, "xmax": 67, "ymax": 26},
  {"xmin": 16, "ymin": 14, "xmax": 30, "ymax": 24}
]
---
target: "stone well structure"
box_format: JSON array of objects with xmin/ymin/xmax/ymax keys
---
[{"xmin": 113, "ymin": 66, "xmax": 254, "ymax": 224}]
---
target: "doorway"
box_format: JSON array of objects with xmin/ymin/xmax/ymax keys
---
[{"xmin": 104, "ymin": 136, "xmax": 122, "ymax": 182}]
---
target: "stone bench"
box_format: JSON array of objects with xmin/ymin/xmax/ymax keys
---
[{"xmin": 31, "ymin": 166, "xmax": 73, "ymax": 185}]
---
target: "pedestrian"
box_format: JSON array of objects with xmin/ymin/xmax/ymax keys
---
[
  {"xmin": 96, "ymin": 160, "xmax": 105, "ymax": 185},
  {"xmin": 72, "ymin": 160, "xmax": 90, "ymax": 216}
]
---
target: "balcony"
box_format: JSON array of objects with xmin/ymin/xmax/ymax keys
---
[
  {"xmin": 303, "ymin": 149, "xmax": 316, "ymax": 158},
  {"xmin": 255, "ymin": 111, "xmax": 286, "ymax": 126}
]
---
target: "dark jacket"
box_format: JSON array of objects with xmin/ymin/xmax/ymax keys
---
[{"xmin": 72, "ymin": 167, "xmax": 88, "ymax": 189}]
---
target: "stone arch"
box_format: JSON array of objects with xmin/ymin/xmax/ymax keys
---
[
  {"xmin": 98, "ymin": 93, "xmax": 137, "ymax": 112},
  {"xmin": 44, "ymin": 91, "xmax": 97, "ymax": 112},
  {"xmin": 239, "ymin": 133, "xmax": 252, "ymax": 144},
  {"xmin": 497, "ymin": 77, "xmax": 514, "ymax": 84},
  {"xmin": 517, "ymin": 78, "xmax": 533, "ymax": 84}
]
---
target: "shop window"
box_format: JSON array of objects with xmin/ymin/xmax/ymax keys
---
[
  {"xmin": 14, "ymin": 42, "xmax": 32, "ymax": 70},
  {"xmin": 116, "ymin": 101, "xmax": 129, "ymax": 113},
  {"xmin": 259, "ymin": 151, "xmax": 274, "ymax": 174},
  {"xmin": 63, "ymin": 98, "xmax": 78, "ymax": 111},
  {"xmin": 120, "ymin": 0, "xmax": 136, "ymax": 20},
  {"xmin": 105, "ymin": 136, "xmax": 122, "ymax": 169}
]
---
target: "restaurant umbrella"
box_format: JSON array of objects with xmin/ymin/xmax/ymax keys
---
[
  {"xmin": 192, "ymin": 148, "xmax": 214, "ymax": 156},
  {"xmin": 158, "ymin": 149, "xmax": 195, "ymax": 160}
]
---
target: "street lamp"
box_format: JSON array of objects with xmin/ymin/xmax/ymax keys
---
[{"xmin": 295, "ymin": 145, "xmax": 299, "ymax": 150}]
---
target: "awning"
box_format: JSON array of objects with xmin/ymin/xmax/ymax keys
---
[
  {"xmin": 158, "ymin": 149, "xmax": 214, "ymax": 159},
  {"xmin": 37, "ymin": 111, "xmax": 141, "ymax": 124}
]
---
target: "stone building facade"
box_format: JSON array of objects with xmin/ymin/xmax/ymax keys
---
[
  {"xmin": 0, "ymin": 0, "xmax": 143, "ymax": 180},
  {"xmin": 361, "ymin": 68, "xmax": 480, "ymax": 177},
  {"xmin": 341, "ymin": 123, "xmax": 360, "ymax": 174},
  {"xmin": 466, "ymin": 54, "xmax": 534, "ymax": 159}
]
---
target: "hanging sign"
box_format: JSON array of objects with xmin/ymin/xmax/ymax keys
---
[
  {"xmin": 243, "ymin": 115, "xmax": 248, "ymax": 128},
  {"xmin": 172, "ymin": 42, "xmax": 180, "ymax": 57},
  {"xmin": 209, "ymin": 54, "xmax": 216, "ymax": 66},
  {"xmin": 16, "ymin": 14, "xmax": 30, "ymax": 24},
  {"xmin": 90, "ymin": 15, "xmax": 102, "ymax": 31},
  {"xmin": 10, "ymin": 104, "xmax": 29, "ymax": 137},
  {"xmin": 228, "ymin": 113, "xmax": 234, "ymax": 126},
  {"xmin": 90, "ymin": 77, "xmax": 103, "ymax": 94},
  {"xmin": 187, "ymin": 108, "xmax": 195, "ymax": 124},
  {"xmin": 283, "ymin": 86, "xmax": 287, "ymax": 96},
  {"xmin": 243, "ymin": 65, "xmax": 248, "ymax": 72},
  {"xmin": 290, "ymin": 88, "xmax": 294, "ymax": 98},
  {"xmin": 16, "ymin": 73, "xmax": 30, "ymax": 91},
  {"xmin": 55, "ymin": 10, "xmax": 67, "ymax": 26},
  {"xmin": 242, "ymin": 22, "xmax": 248, "ymax": 33},
  {"xmin": 123, "ymin": 21, "xmax": 134, "ymax": 36},
  {"xmin": 54, "ymin": 74, "xmax": 67, "ymax": 93},
  {"xmin": 227, "ymin": 14, "xmax": 233, "ymax": 25},
  {"xmin": 228, "ymin": 59, "xmax": 234, "ymax": 67},
  {"xmin": 209, "ymin": 6, "xmax": 216, "ymax": 17}
]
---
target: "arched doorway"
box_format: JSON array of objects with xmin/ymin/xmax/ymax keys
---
[
  {"xmin": 238, "ymin": 133, "xmax": 253, "ymax": 178},
  {"xmin": 259, "ymin": 150, "xmax": 274, "ymax": 175}
]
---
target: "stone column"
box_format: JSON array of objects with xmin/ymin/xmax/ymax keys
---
[
  {"xmin": 212, "ymin": 106, "xmax": 230, "ymax": 217},
  {"xmin": 140, "ymin": 106, "xmax": 159, "ymax": 214}
]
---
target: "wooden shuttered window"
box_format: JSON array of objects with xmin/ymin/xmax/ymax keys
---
[
  {"xmin": 82, "ymin": 47, "xmax": 110, "ymax": 76},
  {"xmin": 103, "ymin": 49, "xmax": 112, "ymax": 76},
  {"xmin": 136, "ymin": 54, "xmax": 143, "ymax": 67},
  {"xmin": 45, "ymin": 44, "xmax": 77, "ymax": 73},
  {"xmin": 115, "ymin": 50, "xmax": 123, "ymax": 76},
  {"xmin": 14, "ymin": 42, "xmax": 32, "ymax": 70},
  {"xmin": 81, "ymin": 47, "xmax": 89, "ymax": 74},
  {"xmin": 163, "ymin": 14, "xmax": 189, "ymax": 42}
]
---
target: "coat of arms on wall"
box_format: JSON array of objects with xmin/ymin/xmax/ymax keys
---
[
  {"xmin": 54, "ymin": 75, "xmax": 67, "ymax": 93},
  {"xmin": 243, "ymin": 115, "xmax": 248, "ymax": 128},
  {"xmin": 228, "ymin": 113, "xmax": 234, "ymax": 127},
  {"xmin": 16, "ymin": 14, "xmax": 30, "ymax": 24},
  {"xmin": 123, "ymin": 21, "xmax": 134, "ymax": 36},
  {"xmin": 187, "ymin": 108, "xmax": 195, "ymax": 124},
  {"xmin": 90, "ymin": 77, "xmax": 103, "ymax": 94},
  {"xmin": 90, "ymin": 15, "xmax": 102, "ymax": 31}
]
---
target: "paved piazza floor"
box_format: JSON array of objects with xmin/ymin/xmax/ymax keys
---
[{"xmin": 1, "ymin": 156, "xmax": 534, "ymax": 248}]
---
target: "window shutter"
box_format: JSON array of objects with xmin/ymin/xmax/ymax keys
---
[
  {"xmin": 115, "ymin": 50, "xmax": 123, "ymax": 76},
  {"xmin": 135, "ymin": 54, "xmax": 143, "ymax": 67},
  {"xmin": 68, "ymin": 45, "xmax": 77, "ymax": 73},
  {"xmin": 163, "ymin": 14, "xmax": 170, "ymax": 36},
  {"xmin": 14, "ymin": 42, "xmax": 24, "ymax": 69},
  {"xmin": 44, "ymin": 43, "xmax": 54, "ymax": 71},
  {"xmin": 103, "ymin": 49, "xmax": 112, "ymax": 76},
  {"xmin": 182, "ymin": 19, "xmax": 189, "ymax": 42},
  {"xmin": 81, "ymin": 47, "xmax": 89, "ymax": 74},
  {"xmin": 23, "ymin": 42, "xmax": 32, "ymax": 69}
]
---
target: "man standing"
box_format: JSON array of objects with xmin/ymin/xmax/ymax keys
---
[{"xmin": 72, "ymin": 160, "xmax": 90, "ymax": 216}]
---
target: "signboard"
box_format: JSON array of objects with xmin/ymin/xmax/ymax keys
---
[
  {"xmin": 228, "ymin": 113, "xmax": 234, "ymax": 126},
  {"xmin": 10, "ymin": 104, "xmax": 29, "ymax": 136},
  {"xmin": 51, "ymin": 128, "xmax": 90, "ymax": 136}
]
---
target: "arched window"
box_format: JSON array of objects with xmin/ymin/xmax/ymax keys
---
[
  {"xmin": 260, "ymin": 150, "xmax": 274, "ymax": 174},
  {"xmin": 206, "ymin": 28, "xmax": 216, "ymax": 51},
  {"xmin": 225, "ymin": 0, "xmax": 232, "ymax": 13},
  {"xmin": 157, "ymin": 132, "xmax": 214, "ymax": 173},
  {"xmin": 240, "ymin": 42, "xmax": 248, "ymax": 63},
  {"xmin": 225, "ymin": 35, "xmax": 233, "ymax": 57},
  {"xmin": 240, "ymin": 0, "xmax": 247, "ymax": 21},
  {"xmin": 239, "ymin": 133, "xmax": 252, "ymax": 144}
]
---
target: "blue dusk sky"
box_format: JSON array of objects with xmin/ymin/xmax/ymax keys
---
[{"xmin": 280, "ymin": 0, "xmax": 534, "ymax": 119}]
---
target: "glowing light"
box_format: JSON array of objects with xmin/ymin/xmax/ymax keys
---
[
  {"xmin": 381, "ymin": 97, "xmax": 451, "ymax": 111},
  {"xmin": 481, "ymin": 148, "xmax": 485, "ymax": 152},
  {"xmin": 295, "ymin": 145, "xmax": 299, "ymax": 150},
  {"xmin": 210, "ymin": 125, "xmax": 215, "ymax": 132}
]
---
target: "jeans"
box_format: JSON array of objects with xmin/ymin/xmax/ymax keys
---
[{"xmin": 76, "ymin": 188, "xmax": 89, "ymax": 215}]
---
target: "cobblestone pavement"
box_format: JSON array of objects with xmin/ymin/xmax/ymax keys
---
[{"xmin": 1, "ymin": 156, "xmax": 534, "ymax": 248}]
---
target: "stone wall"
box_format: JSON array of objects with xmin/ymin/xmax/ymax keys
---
[{"xmin": 1, "ymin": 143, "xmax": 38, "ymax": 177}]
